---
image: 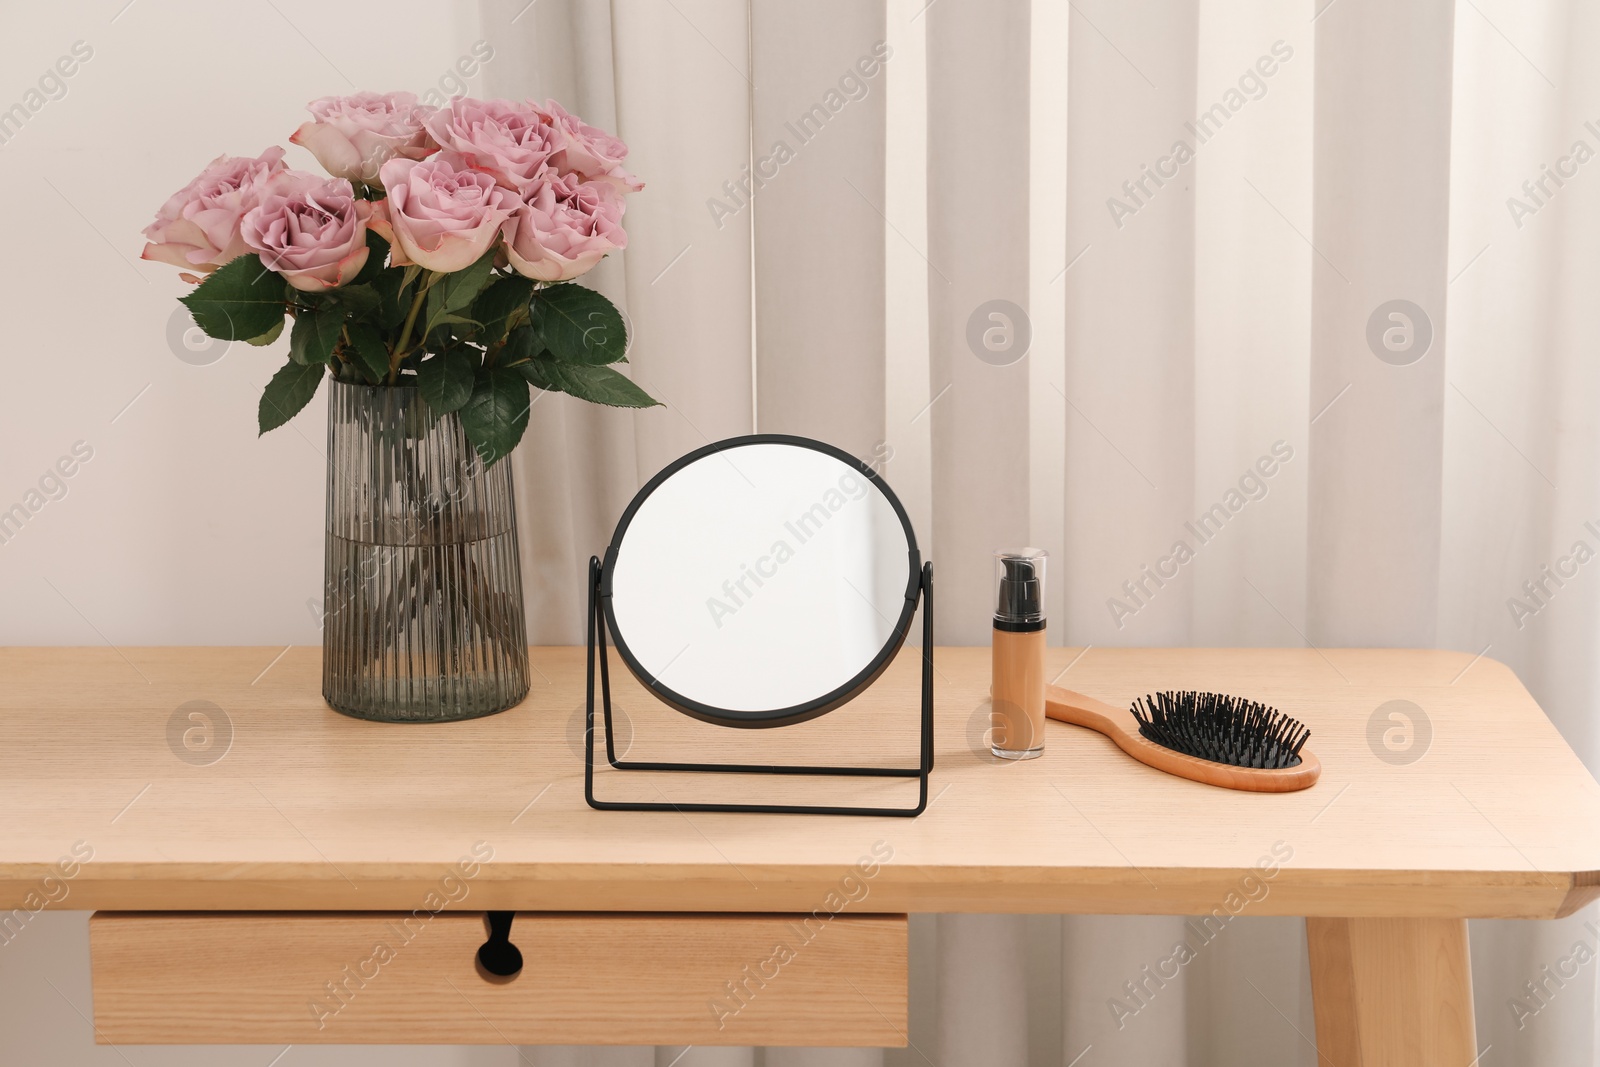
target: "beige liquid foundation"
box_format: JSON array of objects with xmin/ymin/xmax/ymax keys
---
[{"xmin": 991, "ymin": 549, "xmax": 1048, "ymax": 759}]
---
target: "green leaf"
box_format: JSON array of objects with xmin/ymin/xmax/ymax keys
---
[
  {"xmin": 472, "ymin": 275, "xmax": 535, "ymax": 345},
  {"xmin": 331, "ymin": 283, "xmax": 381, "ymax": 316},
  {"xmin": 532, "ymin": 284, "xmax": 627, "ymax": 365},
  {"xmin": 259, "ymin": 359, "xmax": 326, "ymax": 434},
  {"xmin": 416, "ymin": 350, "xmax": 477, "ymax": 414},
  {"xmin": 350, "ymin": 231, "xmax": 390, "ymax": 286},
  {"xmin": 515, "ymin": 359, "xmax": 660, "ymax": 409},
  {"xmin": 513, "ymin": 358, "xmax": 559, "ymax": 392},
  {"xmin": 289, "ymin": 306, "xmax": 342, "ymax": 366},
  {"xmin": 498, "ymin": 324, "xmax": 542, "ymax": 366},
  {"xmin": 423, "ymin": 319, "xmax": 482, "ymax": 360},
  {"xmin": 179, "ymin": 255, "xmax": 288, "ymax": 341},
  {"xmin": 369, "ymin": 269, "xmax": 409, "ymax": 331},
  {"xmin": 459, "ymin": 364, "xmax": 531, "ymax": 467},
  {"xmin": 346, "ymin": 322, "xmax": 390, "ymax": 383},
  {"xmin": 242, "ymin": 320, "xmax": 284, "ymax": 347},
  {"xmin": 423, "ymin": 251, "xmax": 496, "ymax": 339}
]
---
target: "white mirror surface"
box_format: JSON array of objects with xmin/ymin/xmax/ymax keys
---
[{"xmin": 608, "ymin": 442, "xmax": 913, "ymax": 715}]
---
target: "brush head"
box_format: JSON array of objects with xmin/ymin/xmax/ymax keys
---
[{"xmin": 1130, "ymin": 691, "xmax": 1310, "ymax": 770}]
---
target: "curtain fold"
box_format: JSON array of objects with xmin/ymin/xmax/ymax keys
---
[
  {"xmin": 1062, "ymin": 0, "xmax": 1200, "ymax": 650},
  {"xmin": 608, "ymin": 0, "xmax": 755, "ymax": 469},
  {"xmin": 1189, "ymin": 0, "xmax": 1312, "ymax": 645},
  {"xmin": 750, "ymin": 0, "xmax": 887, "ymax": 458},
  {"xmin": 934, "ymin": 914, "xmax": 1030, "ymax": 1067},
  {"xmin": 1445, "ymin": 1, "xmax": 1600, "ymax": 1063},
  {"xmin": 478, "ymin": 0, "xmax": 1600, "ymax": 1062},
  {"xmin": 925, "ymin": 0, "xmax": 1033, "ymax": 646},
  {"xmin": 1306, "ymin": 0, "xmax": 1455, "ymax": 648}
]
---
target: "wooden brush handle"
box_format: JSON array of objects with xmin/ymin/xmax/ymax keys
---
[{"xmin": 1045, "ymin": 686, "xmax": 1322, "ymax": 793}]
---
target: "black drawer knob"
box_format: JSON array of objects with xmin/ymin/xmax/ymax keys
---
[{"xmin": 476, "ymin": 911, "xmax": 523, "ymax": 979}]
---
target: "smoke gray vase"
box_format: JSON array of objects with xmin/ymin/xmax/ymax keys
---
[{"xmin": 321, "ymin": 379, "xmax": 530, "ymax": 722}]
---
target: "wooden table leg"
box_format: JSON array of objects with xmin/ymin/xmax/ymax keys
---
[{"xmin": 1307, "ymin": 917, "xmax": 1477, "ymax": 1067}]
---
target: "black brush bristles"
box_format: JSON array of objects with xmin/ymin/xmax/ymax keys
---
[{"xmin": 1129, "ymin": 691, "xmax": 1310, "ymax": 770}]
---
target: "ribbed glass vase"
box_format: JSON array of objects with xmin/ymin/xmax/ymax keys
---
[{"xmin": 321, "ymin": 379, "xmax": 530, "ymax": 722}]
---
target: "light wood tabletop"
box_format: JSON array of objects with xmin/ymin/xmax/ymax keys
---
[{"xmin": 2, "ymin": 644, "xmax": 1597, "ymax": 918}]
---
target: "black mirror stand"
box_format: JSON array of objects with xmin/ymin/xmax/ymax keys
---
[{"xmin": 582, "ymin": 557, "xmax": 935, "ymax": 817}]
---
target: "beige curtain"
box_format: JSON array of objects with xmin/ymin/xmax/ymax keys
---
[{"xmin": 483, "ymin": 0, "xmax": 1600, "ymax": 1064}]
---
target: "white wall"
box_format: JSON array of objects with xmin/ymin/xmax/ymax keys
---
[
  {"xmin": 0, "ymin": 3, "xmax": 521, "ymax": 1063},
  {"xmin": 0, "ymin": 0, "xmax": 490, "ymax": 648}
]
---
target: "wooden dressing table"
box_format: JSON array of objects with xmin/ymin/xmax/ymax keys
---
[{"xmin": 2, "ymin": 645, "xmax": 1596, "ymax": 1063}]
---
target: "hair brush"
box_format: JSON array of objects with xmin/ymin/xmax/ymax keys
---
[{"xmin": 1044, "ymin": 686, "xmax": 1320, "ymax": 792}]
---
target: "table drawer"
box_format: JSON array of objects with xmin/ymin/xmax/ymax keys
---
[{"xmin": 89, "ymin": 910, "xmax": 907, "ymax": 1046}]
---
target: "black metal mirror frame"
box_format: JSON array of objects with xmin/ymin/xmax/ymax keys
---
[{"xmin": 584, "ymin": 434, "xmax": 934, "ymax": 817}]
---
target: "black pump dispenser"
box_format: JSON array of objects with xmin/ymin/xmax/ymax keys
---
[{"xmin": 994, "ymin": 549, "xmax": 1046, "ymax": 632}]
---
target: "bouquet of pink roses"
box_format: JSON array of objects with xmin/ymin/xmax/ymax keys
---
[{"xmin": 142, "ymin": 92, "xmax": 657, "ymax": 465}]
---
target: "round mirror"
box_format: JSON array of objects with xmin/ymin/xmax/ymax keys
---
[{"xmin": 603, "ymin": 435, "xmax": 920, "ymax": 728}]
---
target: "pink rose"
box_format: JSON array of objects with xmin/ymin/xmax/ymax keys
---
[
  {"xmin": 422, "ymin": 97, "xmax": 557, "ymax": 192},
  {"xmin": 501, "ymin": 169, "xmax": 627, "ymax": 282},
  {"xmin": 140, "ymin": 147, "xmax": 287, "ymax": 272},
  {"xmin": 369, "ymin": 156, "xmax": 518, "ymax": 272},
  {"xmin": 240, "ymin": 172, "xmax": 372, "ymax": 292},
  {"xmin": 290, "ymin": 91, "xmax": 437, "ymax": 184},
  {"xmin": 534, "ymin": 99, "xmax": 643, "ymax": 193}
]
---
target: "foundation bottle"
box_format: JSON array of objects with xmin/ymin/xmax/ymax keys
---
[{"xmin": 991, "ymin": 549, "xmax": 1047, "ymax": 760}]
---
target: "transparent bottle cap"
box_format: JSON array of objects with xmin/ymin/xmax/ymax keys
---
[{"xmin": 994, "ymin": 548, "xmax": 1048, "ymax": 623}]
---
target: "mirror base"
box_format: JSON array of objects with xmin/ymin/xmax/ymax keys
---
[{"xmin": 582, "ymin": 556, "xmax": 936, "ymax": 817}]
